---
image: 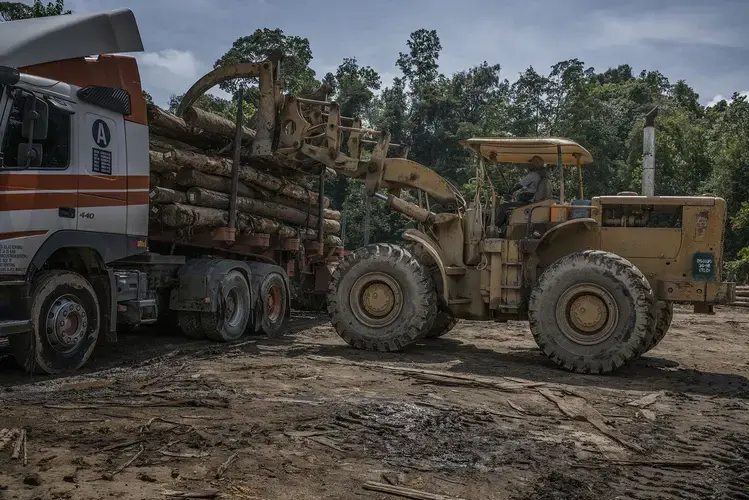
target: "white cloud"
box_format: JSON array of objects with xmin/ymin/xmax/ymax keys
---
[
  {"xmin": 707, "ymin": 91, "xmax": 749, "ymax": 107},
  {"xmin": 137, "ymin": 49, "xmax": 200, "ymax": 80}
]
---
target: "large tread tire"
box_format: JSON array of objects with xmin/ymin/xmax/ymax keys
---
[
  {"xmin": 528, "ymin": 250, "xmax": 656, "ymax": 374},
  {"xmin": 10, "ymin": 270, "xmax": 100, "ymax": 375},
  {"xmin": 327, "ymin": 243, "xmax": 437, "ymax": 351},
  {"xmin": 644, "ymin": 301, "xmax": 673, "ymax": 353},
  {"xmin": 201, "ymin": 270, "xmax": 252, "ymax": 342},
  {"xmin": 424, "ymin": 309, "xmax": 459, "ymax": 339},
  {"xmin": 178, "ymin": 311, "xmax": 205, "ymax": 340},
  {"xmin": 254, "ymin": 271, "xmax": 289, "ymax": 336}
]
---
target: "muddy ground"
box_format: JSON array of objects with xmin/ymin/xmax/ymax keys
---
[{"xmin": 1, "ymin": 305, "xmax": 748, "ymax": 500}]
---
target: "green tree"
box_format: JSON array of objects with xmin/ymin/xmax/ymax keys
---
[{"xmin": 0, "ymin": 0, "xmax": 69, "ymax": 21}]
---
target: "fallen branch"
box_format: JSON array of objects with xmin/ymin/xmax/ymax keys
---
[
  {"xmin": 305, "ymin": 355, "xmax": 541, "ymax": 393},
  {"xmin": 362, "ymin": 481, "xmax": 464, "ymax": 500},
  {"xmin": 100, "ymin": 439, "xmax": 143, "ymax": 452},
  {"xmin": 306, "ymin": 435, "xmax": 346, "ymax": 453},
  {"xmin": 573, "ymin": 458, "xmax": 706, "ymax": 469},
  {"xmin": 161, "ymin": 490, "xmax": 219, "ymax": 499},
  {"xmin": 626, "ymin": 391, "xmax": 663, "ymax": 408},
  {"xmin": 215, "ymin": 452, "xmax": 238, "ymax": 479},
  {"xmin": 103, "ymin": 443, "xmax": 144, "ymax": 480},
  {"xmin": 538, "ymin": 388, "xmax": 643, "ymax": 453},
  {"xmin": 160, "ymin": 450, "xmax": 210, "ymax": 458}
]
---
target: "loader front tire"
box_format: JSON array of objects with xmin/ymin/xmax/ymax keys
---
[
  {"xmin": 423, "ymin": 309, "xmax": 458, "ymax": 339},
  {"xmin": 528, "ymin": 250, "xmax": 655, "ymax": 374},
  {"xmin": 327, "ymin": 243, "xmax": 437, "ymax": 351}
]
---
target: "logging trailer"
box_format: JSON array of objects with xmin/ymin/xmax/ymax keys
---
[{"xmin": 0, "ymin": 9, "xmax": 346, "ymax": 374}]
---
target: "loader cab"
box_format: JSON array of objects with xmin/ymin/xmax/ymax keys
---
[{"xmin": 459, "ymin": 137, "xmax": 595, "ymax": 238}]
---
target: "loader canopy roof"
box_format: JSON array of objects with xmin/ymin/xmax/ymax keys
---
[
  {"xmin": 0, "ymin": 8, "xmax": 143, "ymax": 69},
  {"xmin": 459, "ymin": 137, "xmax": 594, "ymax": 166}
]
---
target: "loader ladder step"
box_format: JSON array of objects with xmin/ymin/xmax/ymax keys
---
[
  {"xmin": 448, "ymin": 298, "xmax": 471, "ymax": 305},
  {"xmin": 445, "ymin": 266, "xmax": 466, "ymax": 276}
]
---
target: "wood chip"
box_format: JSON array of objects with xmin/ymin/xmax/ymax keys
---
[
  {"xmin": 506, "ymin": 399, "xmax": 527, "ymax": 414},
  {"xmin": 626, "ymin": 391, "xmax": 663, "ymax": 408},
  {"xmin": 362, "ymin": 481, "xmax": 464, "ymax": 500},
  {"xmin": 11, "ymin": 429, "xmax": 25, "ymax": 460},
  {"xmin": 538, "ymin": 388, "xmax": 643, "ymax": 453},
  {"xmin": 639, "ymin": 409, "xmax": 656, "ymax": 421}
]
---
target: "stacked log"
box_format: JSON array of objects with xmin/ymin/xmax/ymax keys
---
[
  {"xmin": 146, "ymin": 104, "xmax": 342, "ymax": 252},
  {"xmin": 734, "ymin": 286, "xmax": 749, "ymax": 308}
]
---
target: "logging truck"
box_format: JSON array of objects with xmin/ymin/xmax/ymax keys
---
[{"xmin": 0, "ymin": 9, "xmax": 344, "ymax": 374}]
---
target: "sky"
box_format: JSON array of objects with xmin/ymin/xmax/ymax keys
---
[{"xmin": 63, "ymin": 0, "xmax": 749, "ymax": 109}]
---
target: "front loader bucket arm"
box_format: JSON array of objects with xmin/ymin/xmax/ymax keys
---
[{"xmin": 175, "ymin": 63, "xmax": 264, "ymax": 116}]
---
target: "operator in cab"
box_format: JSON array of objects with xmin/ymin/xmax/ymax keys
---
[{"xmin": 496, "ymin": 155, "xmax": 552, "ymax": 230}]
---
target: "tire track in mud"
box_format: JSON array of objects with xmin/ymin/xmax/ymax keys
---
[{"xmin": 606, "ymin": 417, "xmax": 749, "ymax": 500}]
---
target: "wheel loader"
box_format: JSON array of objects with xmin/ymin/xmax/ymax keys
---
[
  {"xmin": 168, "ymin": 52, "xmax": 735, "ymax": 374},
  {"xmin": 323, "ymin": 137, "xmax": 737, "ymax": 374}
]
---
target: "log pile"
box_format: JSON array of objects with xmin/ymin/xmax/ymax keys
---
[
  {"xmin": 733, "ymin": 286, "xmax": 749, "ymax": 308},
  {"xmin": 147, "ymin": 104, "xmax": 342, "ymax": 252}
]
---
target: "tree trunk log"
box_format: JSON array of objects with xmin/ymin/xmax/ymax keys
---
[
  {"xmin": 176, "ymin": 168, "xmax": 259, "ymax": 198},
  {"xmin": 182, "ymin": 106, "xmax": 256, "ymax": 145},
  {"xmin": 175, "ymin": 168, "xmax": 341, "ymax": 221},
  {"xmin": 187, "ymin": 187, "xmax": 340, "ymax": 234},
  {"xmin": 163, "ymin": 148, "xmax": 330, "ymax": 208},
  {"xmin": 153, "ymin": 202, "xmax": 300, "ymax": 238},
  {"xmin": 149, "ymin": 186, "xmax": 187, "ymax": 204}
]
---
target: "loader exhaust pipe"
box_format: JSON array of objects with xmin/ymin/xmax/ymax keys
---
[{"xmin": 642, "ymin": 107, "xmax": 658, "ymax": 197}]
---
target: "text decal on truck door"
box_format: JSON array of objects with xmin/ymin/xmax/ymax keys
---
[{"xmin": 92, "ymin": 119, "xmax": 113, "ymax": 175}]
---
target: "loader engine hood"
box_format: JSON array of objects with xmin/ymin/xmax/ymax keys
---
[{"xmin": 0, "ymin": 8, "xmax": 144, "ymax": 69}]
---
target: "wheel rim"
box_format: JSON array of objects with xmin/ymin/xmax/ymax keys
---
[
  {"xmin": 224, "ymin": 287, "xmax": 246, "ymax": 328},
  {"xmin": 266, "ymin": 284, "xmax": 283, "ymax": 322},
  {"xmin": 350, "ymin": 272, "xmax": 404, "ymax": 328},
  {"xmin": 555, "ymin": 283, "xmax": 618, "ymax": 345},
  {"xmin": 46, "ymin": 294, "xmax": 88, "ymax": 353}
]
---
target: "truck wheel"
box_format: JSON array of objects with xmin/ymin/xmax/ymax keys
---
[
  {"xmin": 178, "ymin": 312, "xmax": 205, "ymax": 339},
  {"xmin": 423, "ymin": 309, "xmax": 458, "ymax": 339},
  {"xmin": 10, "ymin": 270, "xmax": 100, "ymax": 375},
  {"xmin": 327, "ymin": 243, "xmax": 437, "ymax": 351},
  {"xmin": 528, "ymin": 250, "xmax": 655, "ymax": 374},
  {"xmin": 255, "ymin": 272, "xmax": 288, "ymax": 336},
  {"xmin": 644, "ymin": 301, "xmax": 673, "ymax": 353},
  {"xmin": 201, "ymin": 270, "xmax": 252, "ymax": 341}
]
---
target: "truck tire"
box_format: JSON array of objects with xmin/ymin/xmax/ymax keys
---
[
  {"xmin": 327, "ymin": 243, "xmax": 437, "ymax": 351},
  {"xmin": 178, "ymin": 312, "xmax": 205, "ymax": 339},
  {"xmin": 10, "ymin": 270, "xmax": 100, "ymax": 374},
  {"xmin": 423, "ymin": 309, "xmax": 458, "ymax": 339},
  {"xmin": 528, "ymin": 250, "xmax": 655, "ymax": 374},
  {"xmin": 644, "ymin": 301, "xmax": 673, "ymax": 353},
  {"xmin": 201, "ymin": 270, "xmax": 252, "ymax": 341},
  {"xmin": 255, "ymin": 271, "xmax": 288, "ymax": 336}
]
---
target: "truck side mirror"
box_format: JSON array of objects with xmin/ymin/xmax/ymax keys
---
[
  {"xmin": 0, "ymin": 66, "xmax": 20, "ymax": 86},
  {"xmin": 21, "ymin": 96, "xmax": 48, "ymax": 141},
  {"xmin": 17, "ymin": 142, "xmax": 43, "ymax": 168}
]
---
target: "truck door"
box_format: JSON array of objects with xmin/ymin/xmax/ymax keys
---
[
  {"xmin": 77, "ymin": 106, "xmax": 127, "ymax": 235},
  {"xmin": 0, "ymin": 92, "xmax": 77, "ymax": 277}
]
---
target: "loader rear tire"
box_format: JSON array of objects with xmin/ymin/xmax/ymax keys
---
[
  {"xmin": 528, "ymin": 250, "xmax": 655, "ymax": 374},
  {"xmin": 423, "ymin": 309, "xmax": 458, "ymax": 339},
  {"xmin": 327, "ymin": 243, "xmax": 437, "ymax": 351},
  {"xmin": 644, "ymin": 301, "xmax": 673, "ymax": 353}
]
